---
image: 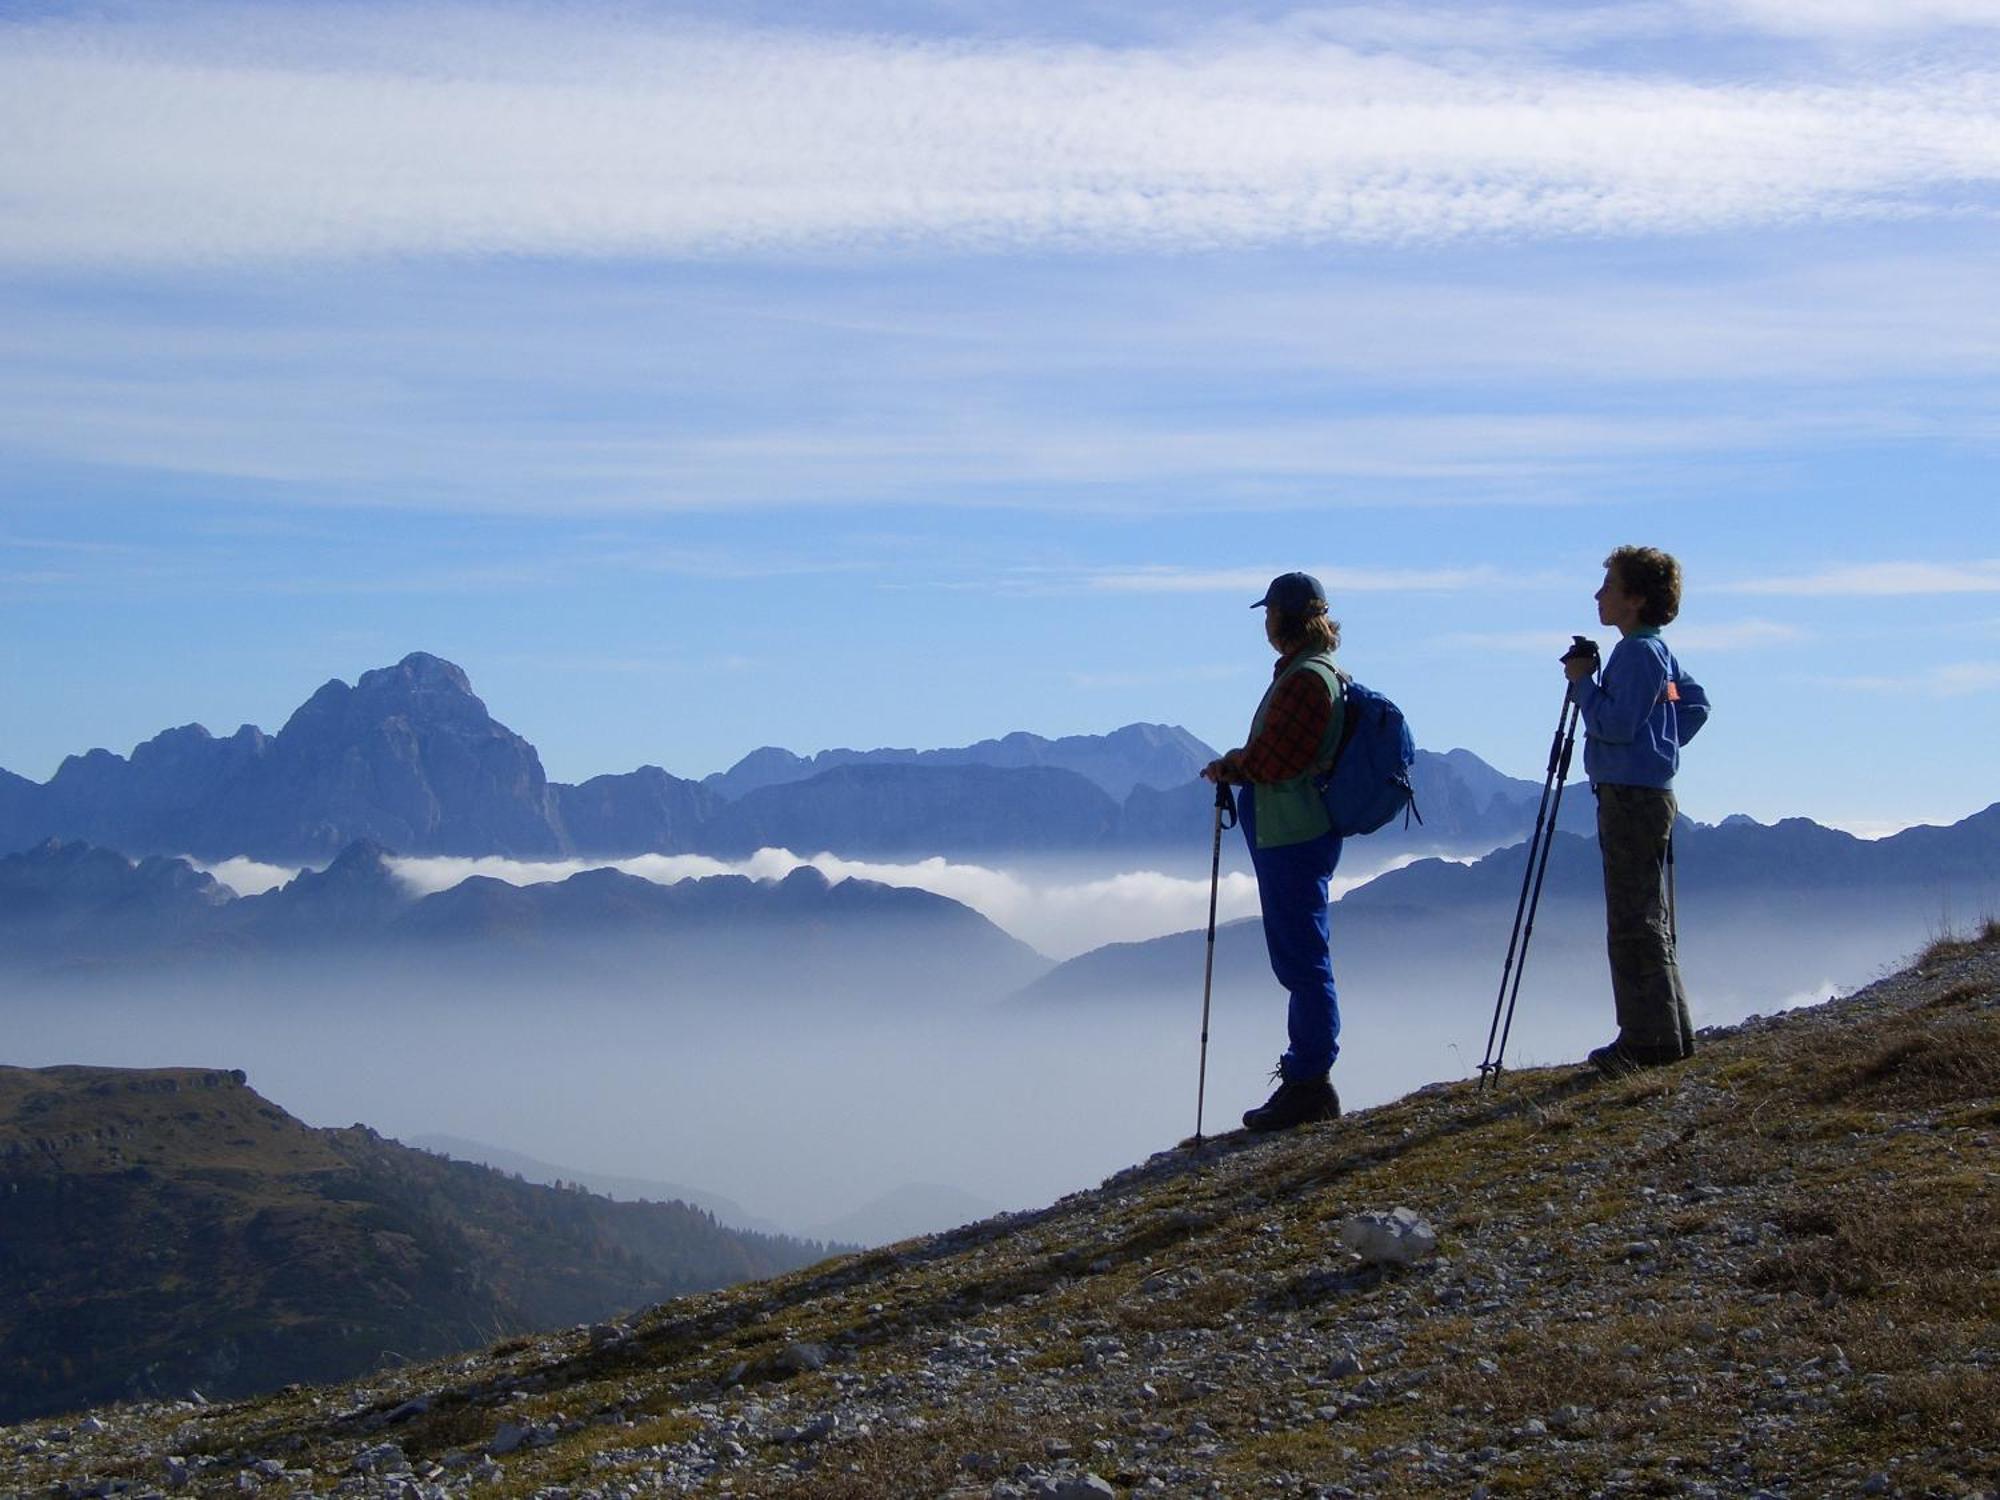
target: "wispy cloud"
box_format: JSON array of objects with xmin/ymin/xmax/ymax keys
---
[
  {"xmin": 1816, "ymin": 661, "xmax": 2000, "ymax": 695},
  {"xmin": 1257, "ymin": 1, "xmax": 2000, "ymax": 53},
  {"xmin": 1, "ymin": 4, "xmax": 1995, "ymax": 267},
  {"xmin": 1724, "ymin": 561, "xmax": 2000, "ymax": 595},
  {"xmin": 1691, "ymin": 0, "xmax": 2000, "ymax": 39},
  {"xmin": 1089, "ymin": 564, "xmax": 1529, "ymax": 595}
]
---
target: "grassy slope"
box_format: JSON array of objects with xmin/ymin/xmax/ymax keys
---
[{"xmin": 4, "ymin": 932, "xmax": 1997, "ymax": 1496}]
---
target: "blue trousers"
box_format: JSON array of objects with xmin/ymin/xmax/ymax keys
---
[{"xmin": 1238, "ymin": 789, "xmax": 1343, "ymax": 1082}]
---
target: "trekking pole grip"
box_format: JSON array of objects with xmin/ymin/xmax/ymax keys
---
[{"xmin": 1215, "ymin": 780, "xmax": 1238, "ymax": 828}]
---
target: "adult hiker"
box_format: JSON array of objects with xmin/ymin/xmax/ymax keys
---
[
  {"xmin": 1201, "ymin": 571, "xmax": 1346, "ymax": 1132},
  {"xmin": 1563, "ymin": 545, "xmax": 1712, "ymax": 1077}
]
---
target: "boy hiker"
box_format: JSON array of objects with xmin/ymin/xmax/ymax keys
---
[
  {"xmin": 1563, "ymin": 546, "xmax": 1712, "ymax": 1077},
  {"xmin": 1202, "ymin": 572, "xmax": 1345, "ymax": 1132}
]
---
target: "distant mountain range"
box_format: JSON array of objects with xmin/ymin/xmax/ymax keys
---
[
  {"xmin": 0, "ymin": 1064, "xmax": 832, "ymax": 1424},
  {"xmin": 701, "ymin": 724, "xmax": 1216, "ymax": 803},
  {"xmin": 1020, "ymin": 802, "xmax": 2000, "ymax": 1050},
  {"xmin": 0, "ymin": 652, "xmax": 1585, "ymax": 864},
  {"xmin": 0, "ymin": 838, "xmax": 1050, "ymax": 999}
]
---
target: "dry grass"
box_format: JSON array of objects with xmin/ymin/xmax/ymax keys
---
[
  {"xmin": 1425, "ymin": 1322, "xmax": 1654, "ymax": 1422},
  {"xmin": 1847, "ymin": 1367, "xmax": 2000, "ymax": 1447},
  {"xmin": 1818, "ymin": 1014, "xmax": 2000, "ymax": 1110},
  {"xmin": 1917, "ymin": 916, "xmax": 2000, "ymax": 968},
  {"xmin": 1744, "ymin": 1193, "xmax": 1997, "ymax": 1306},
  {"xmin": 1924, "ymin": 977, "xmax": 1997, "ymax": 1009},
  {"xmin": 755, "ymin": 1409, "xmax": 1066, "ymax": 1499}
]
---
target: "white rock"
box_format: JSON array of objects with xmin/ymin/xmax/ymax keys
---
[{"xmin": 1339, "ymin": 1208, "xmax": 1439, "ymax": 1267}]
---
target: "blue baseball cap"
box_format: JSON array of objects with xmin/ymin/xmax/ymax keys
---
[{"xmin": 1252, "ymin": 572, "xmax": 1327, "ymax": 611}]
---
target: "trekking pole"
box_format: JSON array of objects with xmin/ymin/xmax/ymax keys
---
[
  {"xmin": 1193, "ymin": 779, "xmax": 1238, "ymax": 1144},
  {"xmin": 1479, "ymin": 638, "xmax": 1593, "ymax": 1088}
]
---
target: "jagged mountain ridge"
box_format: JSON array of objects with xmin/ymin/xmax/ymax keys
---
[
  {"xmin": 0, "ymin": 651, "xmax": 1583, "ymax": 863},
  {"xmin": 7, "ymin": 655, "xmax": 563, "ymax": 862},
  {"xmin": 0, "ymin": 839, "xmax": 1049, "ymax": 991},
  {"xmin": 700, "ymin": 722, "xmax": 1217, "ymax": 803},
  {"xmin": 0, "ymin": 1064, "xmax": 834, "ymax": 1425},
  {"xmin": 6, "ymin": 938, "xmax": 1994, "ymax": 1493}
]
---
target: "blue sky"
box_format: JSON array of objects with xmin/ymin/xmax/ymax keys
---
[{"xmin": 2, "ymin": 0, "xmax": 1996, "ymax": 833}]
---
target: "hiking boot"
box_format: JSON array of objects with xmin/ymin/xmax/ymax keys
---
[
  {"xmin": 1242, "ymin": 1075, "xmax": 1340, "ymax": 1132},
  {"xmin": 1586, "ymin": 1039, "xmax": 1682, "ymax": 1078}
]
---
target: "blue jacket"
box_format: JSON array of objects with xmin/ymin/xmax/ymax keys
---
[{"xmin": 1569, "ymin": 629, "xmax": 1710, "ymax": 789}]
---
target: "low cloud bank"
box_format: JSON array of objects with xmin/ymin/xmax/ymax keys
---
[
  {"xmin": 387, "ymin": 850, "xmax": 1278, "ymax": 960},
  {"xmin": 190, "ymin": 856, "xmax": 300, "ymax": 897},
  {"xmin": 184, "ymin": 846, "xmax": 1463, "ymax": 958}
]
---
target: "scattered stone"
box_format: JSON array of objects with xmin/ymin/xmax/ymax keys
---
[
  {"xmin": 486, "ymin": 1423, "xmax": 529, "ymax": 1456},
  {"xmin": 774, "ymin": 1341, "xmax": 831, "ymax": 1375},
  {"xmin": 1550, "ymin": 1404, "xmax": 1594, "ymax": 1434},
  {"xmin": 349, "ymin": 1442, "xmax": 409, "ymax": 1476}
]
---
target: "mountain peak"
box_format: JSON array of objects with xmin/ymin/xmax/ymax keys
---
[
  {"xmin": 361, "ymin": 651, "xmax": 477, "ymax": 698},
  {"xmin": 243, "ymin": 839, "xmax": 409, "ymax": 930},
  {"xmin": 324, "ymin": 837, "xmax": 396, "ymax": 874}
]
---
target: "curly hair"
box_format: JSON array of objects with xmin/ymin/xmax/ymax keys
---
[
  {"xmin": 1270, "ymin": 600, "xmax": 1342, "ymax": 654},
  {"xmin": 1606, "ymin": 545, "xmax": 1682, "ymax": 628}
]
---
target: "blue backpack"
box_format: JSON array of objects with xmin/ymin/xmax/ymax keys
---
[{"xmin": 1315, "ymin": 673, "xmax": 1420, "ymax": 838}]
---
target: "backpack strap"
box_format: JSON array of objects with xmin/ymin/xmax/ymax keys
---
[{"xmin": 1287, "ymin": 656, "xmax": 1348, "ymax": 775}]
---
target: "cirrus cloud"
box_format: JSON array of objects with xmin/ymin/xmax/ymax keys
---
[
  {"xmin": 1723, "ymin": 560, "xmax": 2000, "ymax": 595},
  {"xmin": 1, "ymin": 4, "xmax": 1996, "ymax": 267}
]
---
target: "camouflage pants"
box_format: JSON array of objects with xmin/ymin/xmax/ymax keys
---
[{"xmin": 1595, "ymin": 783, "xmax": 1693, "ymax": 1054}]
